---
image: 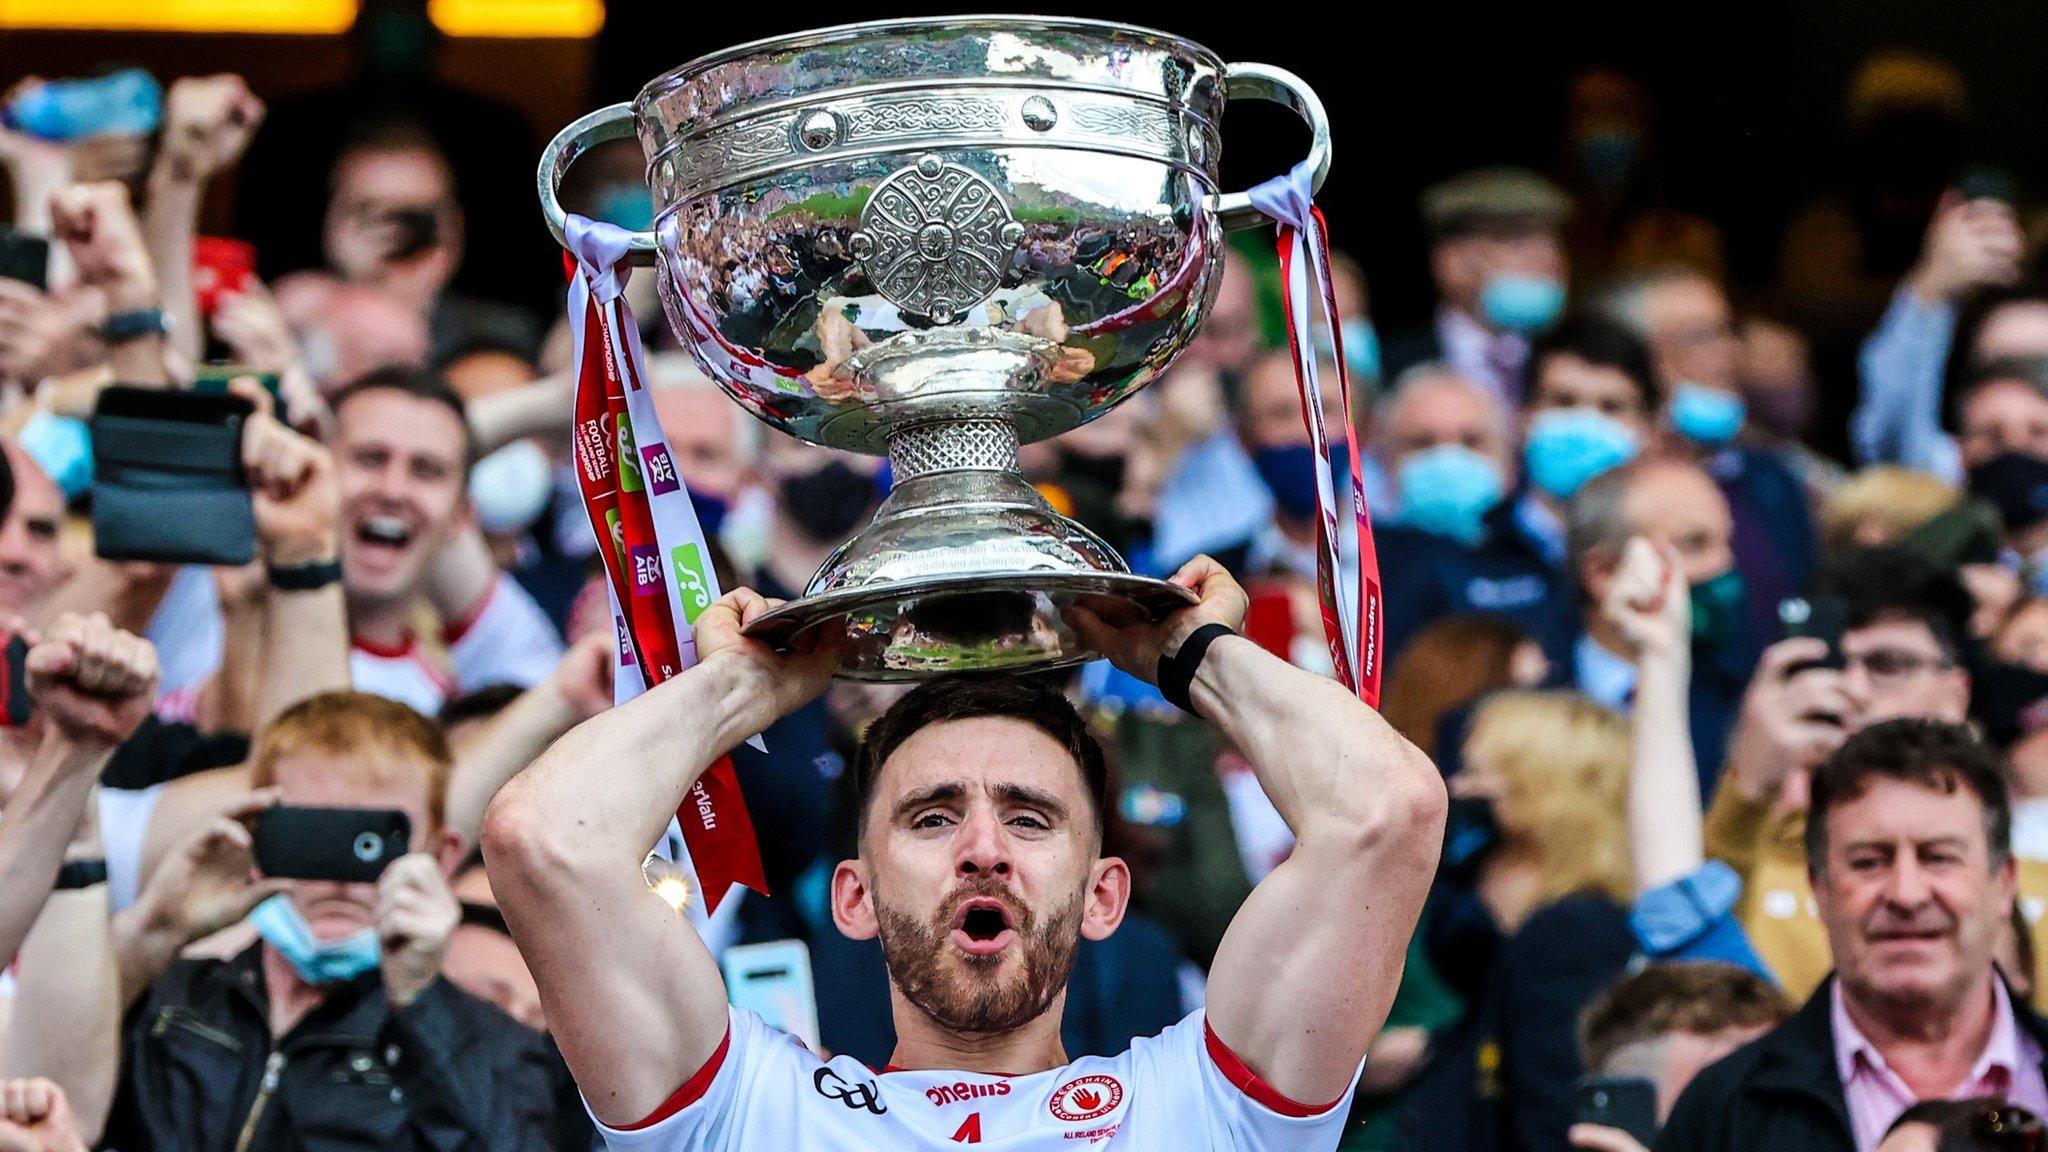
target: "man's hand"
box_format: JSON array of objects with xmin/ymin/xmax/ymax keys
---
[
  {"xmin": 211, "ymin": 281, "xmax": 300, "ymax": 374},
  {"xmin": 693, "ymin": 588, "xmax": 840, "ymax": 724},
  {"xmin": 151, "ymin": 74, "xmax": 263, "ymax": 186},
  {"xmin": 26, "ymin": 613, "xmax": 159, "ymax": 753},
  {"xmin": 49, "ymin": 183, "xmax": 155, "ymax": 312},
  {"xmin": 377, "ymin": 853, "xmax": 460, "ymax": 1008},
  {"xmin": 1601, "ymin": 537, "xmax": 1690, "ymax": 662},
  {"xmin": 0, "ymin": 281, "xmax": 105, "ymax": 384},
  {"xmin": 548, "ymin": 627, "xmax": 617, "ymax": 723},
  {"xmin": 1063, "ymin": 554, "xmax": 1250, "ymax": 683},
  {"xmin": 1568, "ymin": 1124, "xmax": 1650, "ymax": 1152},
  {"xmin": 137, "ymin": 791, "xmax": 288, "ymax": 945},
  {"xmin": 1724, "ymin": 637, "xmax": 1850, "ymax": 802},
  {"xmin": 0, "ymin": 1079, "xmax": 87, "ymax": 1152},
  {"xmin": 236, "ymin": 378, "xmax": 339, "ymax": 568},
  {"xmin": 1909, "ymin": 192, "xmax": 2023, "ymax": 304}
]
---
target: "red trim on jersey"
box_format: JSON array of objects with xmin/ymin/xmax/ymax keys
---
[
  {"xmin": 615, "ymin": 1029, "xmax": 731, "ymax": 1131},
  {"xmin": 1202, "ymin": 1021, "xmax": 1344, "ymax": 1118},
  {"xmin": 351, "ymin": 632, "xmax": 416, "ymax": 660},
  {"xmin": 440, "ymin": 578, "xmax": 500, "ymax": 645}
]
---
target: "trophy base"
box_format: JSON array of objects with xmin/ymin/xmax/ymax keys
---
[
  {"xmin": 741, "ymin": 462, "xmax": 1195, "ymax": 679},
  {"xmin": 743, "ymin": 570, "xmax": 1197, "ymax": 681}
]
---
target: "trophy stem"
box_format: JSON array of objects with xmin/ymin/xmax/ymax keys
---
[{"xmin": 886, "ymin": 418, "xmax": 1021, "ymax": 482}]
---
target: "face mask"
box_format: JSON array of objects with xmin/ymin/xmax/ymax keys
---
[
  {"xmin": 1968, "ymin": 452, "xmax": 2048, "ymax": 537},
  {"xmin": 1745, "ymin": 386, "xmax": 1813, "ymax": 439},
  {"xmin": 1320, "ymin": 318, "xmax": 1382, "ymax": 384},
  {"xmin": 1251, "ymin": 443, "xmax": 1325, "ymax": 522},
  {"xmin": 467, "ymin": 439, "xmax": 553, "ymax": 536},
  {"xmin": 594, "ymin": 182, "xmax": 656, "ymax": 234},
  {"xmin": 780, "ymin": 459, "xmax": 875, "ymax": 541},
  {"xmin": 1523, "ymin": 409, "xmax": 1639, "ymax": 500},
  {"xmin": 1479, "ymin": 274, "xmax": 1566, "ymax": 335},
  {"xmin": 1398, "ymin": 445, "xmax": 1504, "ymax": 546},
  {"xmin": 717, "ymin": 485, "xmax": 774, "ymax": 576},
  {"xmin": 688, "ymin": 489, "xmax": 729, "ymax": 538},
  {"xmin": 1689, "ymin": 568, "xmax": 1747, "ymax": 650},
  {"xmin": 2013, "ymin": 798, "xmax": 2048, "ymax": 863},
  {"xmin": 17, "ymin": 411, "xmax": 92, "ymax": 501},
  {"xmin": 1057, "ymin": 448, "xmax": 1126, "ymax": 495},
  {"xmin": 250, "ymin": 894, "xmax": 381, "ymax": 985},
  {"xmin": 1973, "ymin": 659, "xmax": 2048, "ymax": 747},
  {"xmin": 1669, "ymin": 383, "xmax": 1747, "ymax": 448},
  {"xmin": 1442, "ymin": 795, "xmax": 1501, "ymax": 875}
]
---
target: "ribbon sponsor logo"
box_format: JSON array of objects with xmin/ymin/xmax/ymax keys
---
[
  {"xmin": 629, "ymin": 544, "xmax": 662, "ymax": 596},
  {"xmin": 670, "ymin": 543, "xmax": 713, "ymax": 624},
  {"xmin": 616, "ymin": 419, "xmax": 644, "ymax": 493},
  {"xmin": 640, "ymin": 442, "xmax": 681, "ymax": 495},
  {"xmin": 575, "ymin": 417, "xmax": 612, "ymax": 483},
  {"xmin": 1047, "ymin": 1075, "xmax": 1122, "ymax": 1122},
  {"xmin": 613, "ymin": 614, "xmax": 635, "ymax": 667}
]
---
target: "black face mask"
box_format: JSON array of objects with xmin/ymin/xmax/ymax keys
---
[
  {"xmin": 1441, "ymin": 795, "xmax": 1500, "ymax": 881},
  {"xmin": 780, "ymin": 460, "xmax": 875, "ymax": 541},
  {"xmin": 1057, "ymin": 448, "xmax": 1126, "ymax": 495},
  {"xmin": 1975, "ymin": 659, "xmax": 2048, "ymax": 748}
]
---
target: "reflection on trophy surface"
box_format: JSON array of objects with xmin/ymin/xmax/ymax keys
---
[{"xmin": 541, "ymin": 17, "xmax": 1328, "ymax": 677}]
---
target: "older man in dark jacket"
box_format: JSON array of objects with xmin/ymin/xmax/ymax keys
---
[{"xmin": 1658, "ymin": 721, "xmax": 2048, "ymax": 1152}]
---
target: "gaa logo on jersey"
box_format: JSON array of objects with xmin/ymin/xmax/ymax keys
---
[{"xmin": 1048, "ymin": 1075, "xmax": 1122, "ymax": 1122}]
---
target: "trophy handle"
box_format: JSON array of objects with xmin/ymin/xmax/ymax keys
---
[
  {"xmin": 1213, "ymin": 63, "xmax": 1332, "ymax": 233},
  {"xmin": 537, "ymin": 102, "xmax": 659, "ymax": 265}
]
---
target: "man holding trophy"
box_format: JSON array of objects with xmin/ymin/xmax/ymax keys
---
[{"xmin": 488, "ymin": 17, "xmax": 1440, "ymax": 1151}]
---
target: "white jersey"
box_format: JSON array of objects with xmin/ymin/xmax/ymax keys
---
[
  {"xmin": 593, "ymin": 1006, "xmax": 1357, "ymax": 1152},
  {"xmin": 350, "ymin": 575, "xmax": 565, "ymax": 716}
]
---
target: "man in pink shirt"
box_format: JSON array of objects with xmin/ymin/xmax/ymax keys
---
[{"xmin": 1656, "ymin": 719, "xmax": 2048, "ymax": 1152}]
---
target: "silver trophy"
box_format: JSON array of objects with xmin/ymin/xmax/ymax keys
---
[{"xmin": 541, "ymin": 17, "xmax": 1328, "ymax": 678}]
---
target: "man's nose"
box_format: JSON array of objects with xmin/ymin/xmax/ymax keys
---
[
  {"xmin": 954, "ymin": 809, "xmax": 1011, "ymax": 878},
  {"xmin": 1883, "ymin": 855, "xmax": 1934, "ymax": 909}
]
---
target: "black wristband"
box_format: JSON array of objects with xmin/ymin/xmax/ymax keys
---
[
  {"xmin": 100, "ymin": 308, "xmax": 171, "ymax": 345},
  {"xmin": 266, "ymin": 558, "xmax": 342, "ymax": 591},
  {"xmin": 1156, "ymin": 623, "xmax": 1236, "ymax": 717},
  {"xmin": 55, "ymin": 858, "xmax": 108, "ymax": 890}
]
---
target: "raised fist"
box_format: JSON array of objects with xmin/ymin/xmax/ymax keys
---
[{"xmin": 26, "ymin": 612, "xmax": 159, "ymax": 752}]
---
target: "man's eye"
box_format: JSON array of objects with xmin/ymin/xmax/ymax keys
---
[
  {"xmin": 913, "ymin": 813, "xmax": 953, "ymax": 830},
  {"xmin": 1009, "ymin": 815, "xmax": 1049, "ymax": 831}
]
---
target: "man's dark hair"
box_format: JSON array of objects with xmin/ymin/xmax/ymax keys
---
[
  {"xmin": 1823, "ymin": 545, "xmax": 1974, "ymax": 666},
  {"xmin": 330, "ymin": 365, "xmax": 474, "ymax": 465},
  {"xmin": 1804, "ymin": 719, "xmax": 2011, "ymax": 871},
  {"xmin": 1522, "ymin": 315, "xmax": 1660, "ymax": 413},
  {"xmin": 1578, "ymin": 961, "xmax": 1791, "ymax": 1074},
  {"xmin": 1887, "ymin": 1097, "xmax": 2043, "ymax": 1152},
  {"xmin": 853, "ymin": 676, "xmax": 1109, "ymax": 848},
  {"xmin": 1942, "ymin": 279, "xmax": 2048, "ymax": 430}
]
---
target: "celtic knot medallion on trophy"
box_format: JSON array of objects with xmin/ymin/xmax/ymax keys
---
[{"xmin": 851, "ymin": 155, "xmax": 1026, "ymax": 325}]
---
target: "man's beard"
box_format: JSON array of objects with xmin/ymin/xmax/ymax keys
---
[{"xmin": 875, "ymin": 876, "xmax": 1083, "ymax": 1036}]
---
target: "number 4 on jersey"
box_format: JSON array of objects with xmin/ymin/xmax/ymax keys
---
[{"xmin": 951, "ymin": 1113, "xmax": 981, "ymax": 1143}]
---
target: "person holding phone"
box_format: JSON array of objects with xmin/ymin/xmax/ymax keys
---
[{"xmin": 105, "ymin": 690, "xmax": 555, "ymax": 1152}]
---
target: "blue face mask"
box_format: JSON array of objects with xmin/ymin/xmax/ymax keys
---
[
  {"xmin": 17, "ymin": 411, "xmax": 92, "ymax": 501},
  {"xmin": 1668, "ymin": 382, "xmax": 1747, "ymax": 447},
  {"xmin": 1397, "ymin": 445, "xmax": 1504, "ymax": 545},
  {"xmin": 1479, "ymin": 274, "xmax": 1567, "ymax": 335},
  {"xmin": 1523, "ymin": 409, "xmax": 1639, "ymax": 500},
  {"xmin": 1252, "ymin": 443, "xmax": 1335, "ymax": 522},
  {"xmin": 593, "ymin": 182, "xmax": 656, "ymax": 234},
  {"xmin": 249, "ymin": 894, "xmax": 381, "ymax": 985},
  {"xmin": 1341, "ymin": 318, "xmax": 1381, "ymax": 383}
]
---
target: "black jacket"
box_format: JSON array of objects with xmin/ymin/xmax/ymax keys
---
[
  {"xmin": 1656, "ymin": 976, "xmax": 2048, "ymax": 1152},
  {"xmin": 106, "ymin": 944, "xmax": 558, "ymax": 1152}
]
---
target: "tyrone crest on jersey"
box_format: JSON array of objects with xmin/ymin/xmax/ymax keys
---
[{"xmin": 1047, "ymin": 1075, "xmax": 1123, "ymax": 1123}]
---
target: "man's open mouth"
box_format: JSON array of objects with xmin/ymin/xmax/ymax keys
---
[
  {"xmin": 354, "ymin": 514, "xmax": 415, "ymax": 551},
  {"xmin": 950, "ymin": 897, "xmax": 1017, "ymax": 957}
]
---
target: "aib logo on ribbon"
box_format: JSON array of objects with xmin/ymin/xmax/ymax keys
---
[
  {"xmin": 630, "ymin": 544, "xmax": 662, "ymax": 597},
  {"xmin": 670, "ymin": 543, "xmax": 712, "ymax": 623},
  {"xmin": 640, "ymin": 442, "xmax": 680, "ymax": 495}
]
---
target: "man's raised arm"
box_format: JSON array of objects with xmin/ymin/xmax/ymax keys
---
[
  {"xmin": 1071, "ymin": 557, "xmax": 1447, "ymax": 1107},
  {"xmin": 480, "ymin": 590, "xmax": 834, "ymax": 1128}
]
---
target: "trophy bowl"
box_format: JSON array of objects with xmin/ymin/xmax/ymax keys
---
[{"xmin": 541, "ymin": 16, "xmax": 1328, "ymax": 678}]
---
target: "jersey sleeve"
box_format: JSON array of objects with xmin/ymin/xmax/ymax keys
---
[
  {"xmin": 586, "ymin": 1006, "xmax": 814, "ymax": 1152},
  {"xmin": 1127, "ymin": 1011, "xmax": 1360, "ymax": 1152},
  {"xmin": 98, "ymin": 784, "xmax": 164, "ymax": 913},
  {"xmin": 445, "ymin": 574, "xmax": 565, "ymax": 692}
]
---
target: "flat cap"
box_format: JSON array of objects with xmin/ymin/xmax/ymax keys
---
[{"xmin": 1421, "ymin": 167, "xmax": 1572, "ymax": 239}]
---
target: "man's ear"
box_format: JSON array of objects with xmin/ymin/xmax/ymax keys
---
[
  {"xmin": 831, "ymin": 859, "xmax": 878, "ymax": 941},
  {"xmin": 1080, "ymin": 856, "xmax": 1131, "ymax": 943},
  {"xmin": 433, "ymin": 827, "xmax": 466, "ymax": 879},
  {"xmin": 1583, "ymin": 547, "xmax": 1622, "ymax": 606}
]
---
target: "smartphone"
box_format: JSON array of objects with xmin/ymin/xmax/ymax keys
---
[
  {"xmin": 0, "ymin": 635, "xmax": 32, "ymax": 728},
  {"xmin": 1576, "ymin": 1075, "xmax": 1659, "ymax": 1146},
  {"xmin": 1956, "ymin": 166, "xmax": 2020, "ymax": 206},
  {"xmin": 0, "ymin": 228, "xmax": 50, "ymax": 292},
  {"xmin": 192, "ymin": 364, "xmax": 283, "ymax": 407},
  {"xmin": 1779, "ymin": 596, "xmax": 1847, "ymax": 673},
  {"xmin": 721, "ymin": 939, "xmax": 821, "ymax": 1049},
  {"xmin": 192, "ymin": 236, "xmax": 256, "ymax": 320},
  {"xmin": 252, "ymin": 806, "xmax": 412, "ymax": 883}
]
